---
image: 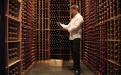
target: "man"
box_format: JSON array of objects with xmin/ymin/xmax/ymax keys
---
[{"xmin": 57, "ymin": 5, "xmax": 84, "ymax": 75}]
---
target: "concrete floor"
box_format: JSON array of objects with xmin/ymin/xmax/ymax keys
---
[{"xmin": 26, "ymin": 63, "xmax": 95, "ymax": 75}]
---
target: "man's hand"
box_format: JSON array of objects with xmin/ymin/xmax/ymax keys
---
[
  {"xmin": 57, "ymin": 22, "xmax": 61, "ymax": 26},
  {"xmin": 61, "ymin": 28, "xmax": 68, "ymax": 31}
]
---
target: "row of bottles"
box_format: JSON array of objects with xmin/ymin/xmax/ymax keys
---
[
  {"xmin": 21, "ymin": 0, "xmax": 37, "ymax": 74},
  {"xmin": 8, "ymin": 20, "xmax": 19, "ymax": 41},
  {"xmin": 36, "ymin": 0, "xmax": 50, "ymax": 60},
  {"xmin": 8, "ymin": 0, "xmax": 20, "ymax": 19},
  {"xmin": 107, "ymin": 18, "xmax": 121, "ymax": 40},
  {"xmin": 8, "ymin": 42, "xmax": 19, "ymax": 62},
  {"xmin": 81, "ymin": 0, "xmax": 121, "ymax": 75},
  {"xmin": 50, "ymin": 36, "xmax": 69, "ymax": 41},
  {"xmin": 50, "ymin": 0, "xmax": 70, "ymax": 4},
  {"xmin": 50, "ymin": 11, "xmax": 70, "ymax": 16},
  {"xmin": 9, "ymin": 62, "xmax": 21, "ymax": 75}
]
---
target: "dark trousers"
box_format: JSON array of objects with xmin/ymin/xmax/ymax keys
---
[{"xmin": 70, "ymin": 38, "xmax": 80, "ymax": 69}]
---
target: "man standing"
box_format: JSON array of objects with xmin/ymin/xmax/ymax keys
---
[{"xmin": 57, "ymin": 5, "xmax": 84, "ymax": 75}]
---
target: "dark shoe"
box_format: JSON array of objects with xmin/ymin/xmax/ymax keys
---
[
  {"xmin": 74, "ymin": 70, "xmax": 80, "ymax": 75},
  {"xmin": 69, "ymin": 67, "xmax": 76, "ymax": 70}
]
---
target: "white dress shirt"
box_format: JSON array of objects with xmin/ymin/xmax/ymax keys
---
[{"xmin": 60, "ymin": 13, "xmax": 84, "ymax": 40}]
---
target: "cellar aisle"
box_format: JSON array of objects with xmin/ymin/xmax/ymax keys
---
[{"xmin": 25, "ymin": 63, "xmax": 95, "ymax": 75}]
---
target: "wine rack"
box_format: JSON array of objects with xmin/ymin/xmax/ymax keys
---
[
  {"xmin": 36, "ymin": 0, "xmax": 50, "ymax": 61},
  {"xmin": 21, "ymin": 0, "xmax": 37, "ymax": 74},
  {"xmin": 60, "ymin": 30, "xmax": 71, "ymax": 60},
  {"xmin": 5, "ymin": 0, "xmax": 22, "ymax": 75},
  {"xmin": 79, "ymin": 0, "xmax": 84, "ymax": 62},
  {"xmin": 50, "ymin": 0, "xmax": 72, "ymax": 61},
  {"xmin": 81, "ymin": 0, "xmax": 121, "ymax": 75},
  {"xmin": 37, "ymin": 0, "xmax": 75, "ymax": 61},
  {"xmin": 36, "ymin": 0, "xmax": 42, "ymax": 60},
  {"xmin": 4, "ymin": 0, "xmax": 82, "ymax": 74}
]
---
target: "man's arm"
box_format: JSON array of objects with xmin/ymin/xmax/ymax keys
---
[
  {"xmin": 60, "ymin": 23, "xmax": 68, "ymax": 28},
  {"xmin": 57, "ymin": 22, "xmax": 69, "ymax": 30},
  {"xmin": 68, "ymin": 17, "xmax": 84, "ymax": 32}
]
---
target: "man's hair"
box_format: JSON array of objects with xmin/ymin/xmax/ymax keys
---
[{"xmin": 71, "ymin": 5, "xmax": 79, "ymax": 11}]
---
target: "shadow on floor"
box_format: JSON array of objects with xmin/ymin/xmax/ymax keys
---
[{"xmin": 26, "ymin": 63, "xmax": 95, "ymax": 75}]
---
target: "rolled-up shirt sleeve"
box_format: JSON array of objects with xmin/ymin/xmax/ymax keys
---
[{"xmin": 60, "ymin": 24, "xmax": 68, "ymax": 28}]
